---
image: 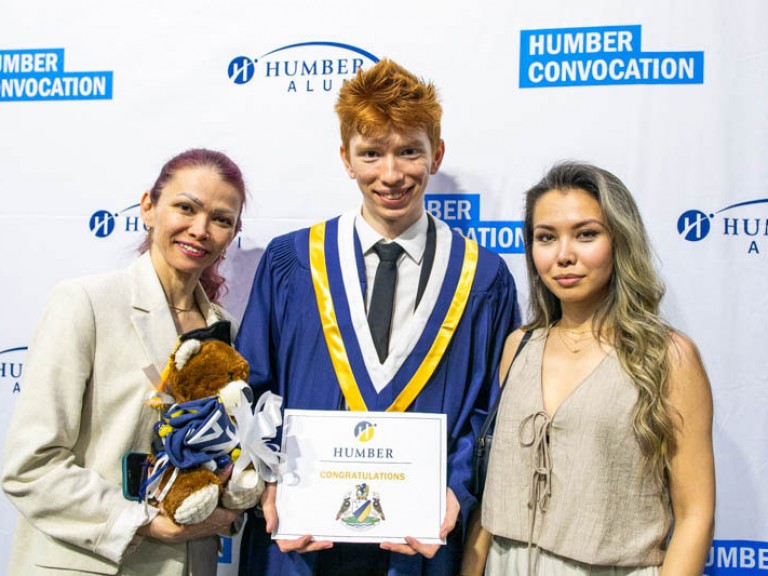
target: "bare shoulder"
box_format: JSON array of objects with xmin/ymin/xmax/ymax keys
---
[
  {"xmin": 505, "ymin": 328, "xmax": 528, "ymax": 351},
  {"xmin": 667, "ymin": 331, "xmax": 708, "ymax": 384},
  {"xmin": 498, "ymin": 328, "xmax": 529, "ymax": 386},
  {"xmin": 666, "ymin": 330, "xmax": 713, "ymax": 424},
  {"xmin": 667, "ymin": 330, "xmax": 701, "ymax": 362}
]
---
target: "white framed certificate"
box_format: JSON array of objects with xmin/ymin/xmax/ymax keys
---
[{"xmin": 273, "ymin": 409, "xmax": 447, "ymax": 544}]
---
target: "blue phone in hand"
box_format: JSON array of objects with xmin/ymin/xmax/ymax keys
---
[{"xmin": 122, "ymin": 452, "xmax": 149, "ymax": 501}]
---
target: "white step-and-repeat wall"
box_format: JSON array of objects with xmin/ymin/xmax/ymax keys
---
[{"xmin": 2, "ymin": 1, "xmax": 766, "ymax": 574}]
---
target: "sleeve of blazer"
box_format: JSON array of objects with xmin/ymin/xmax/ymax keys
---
[{"xmin": 1, "ymin": 279, "xmax": 154, "ymax": 564}]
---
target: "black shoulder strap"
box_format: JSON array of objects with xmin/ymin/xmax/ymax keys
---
[
  {"xmin": 499, "ymin": 330, "xmax": 532, "ymax": 393},
  {"xmin": 479, "ymin": 330, "xmax": 533, "ymax": 439}
]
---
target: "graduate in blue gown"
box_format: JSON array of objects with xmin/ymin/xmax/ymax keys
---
[{"xmin": 236, "ymin": 58, "xmax": 520, "ymax": 576}]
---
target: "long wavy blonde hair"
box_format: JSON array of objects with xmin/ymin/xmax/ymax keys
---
[{"xmin": 523, "ymin": 161, "xmax": 675, "ymax": 485}]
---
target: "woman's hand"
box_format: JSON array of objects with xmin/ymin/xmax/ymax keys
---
[{"xmin": 139, "ymin": 506, "xmax": 243, "ymax": 543}]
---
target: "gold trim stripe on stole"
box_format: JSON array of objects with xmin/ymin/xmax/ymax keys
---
[
  {"xmin": 386, "ymin": 237, "xmax": 478, "ymax": 412},
  {"xmin": 309, "ymin": 221, "xmax": 478, "ymax": 413},
  {"xmin": 309, "ymin": 222, "xmax": 367, "ymax": 411}
]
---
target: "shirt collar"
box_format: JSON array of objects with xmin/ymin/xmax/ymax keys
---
[{"xmin": 354, "ymin": 211, "xmax": 428, "ymax": 265}]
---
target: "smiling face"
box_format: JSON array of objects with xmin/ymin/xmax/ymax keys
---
[
  {"xmin": 140, "ymin": 165, "xmax": 242, "ymax": 286},
  {"xmin": 341, "ymin": 128, "xmax": 444, "ymax": 239},
  {"xmin": 531, "ymin": 188, "xmax": 614, "ymax": 311}
]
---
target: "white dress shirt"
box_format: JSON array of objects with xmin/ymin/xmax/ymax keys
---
[{"xmin": 355, "ymin": 212, "xmax": 428, "ymax": 358}]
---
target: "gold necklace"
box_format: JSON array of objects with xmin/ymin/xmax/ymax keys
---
[
  {"xmin": 559, "ymin": 326, "xmax": 591, "ymax": 336},
  {"xmin": 555, "ymin": 323, "xmax": 594, "ymax": 353},
  {"xmin": 162, "ymin": 287, "xmax": 196, "ymax": 313}
]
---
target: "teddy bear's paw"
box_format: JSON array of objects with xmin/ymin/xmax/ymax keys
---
[
  {"xmin": 222, "ymin": 470, "xmax": 264, "ymax": 510},
  {"xmin": 173, "ymin": 484, "xmax": 220, "ymax": 525}
]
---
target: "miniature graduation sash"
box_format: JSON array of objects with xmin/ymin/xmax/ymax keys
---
[
  {"xmin": 158, "ymin": 397, "xmax": 238, "ymax": 469},
  {"xmin": 309, "ymin": 220, "xmax": 478, "ymax": 412}
]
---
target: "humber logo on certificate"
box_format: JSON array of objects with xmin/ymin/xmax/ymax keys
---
[{"xmin": 275, "ymin": 410, "xmax": 447, "ymax": 544}]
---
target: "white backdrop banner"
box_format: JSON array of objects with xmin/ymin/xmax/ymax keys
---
[{"xmin": 2, "ymin": 1, "xmax": 767, "ymax": 574}]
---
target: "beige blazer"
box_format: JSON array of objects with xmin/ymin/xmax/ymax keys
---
[{"xmin": 2, "ymin": 253, "xmax": 237, "ymax": 576}]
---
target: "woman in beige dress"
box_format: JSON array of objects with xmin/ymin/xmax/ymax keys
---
[{"xmin": 463, "ymin": 162, "xmax": 714, "ymax": 575}]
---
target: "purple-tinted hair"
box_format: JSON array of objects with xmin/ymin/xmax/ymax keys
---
[{"xmin": 139, "ymin": 148, "xmax": 246, "ymax": 303}]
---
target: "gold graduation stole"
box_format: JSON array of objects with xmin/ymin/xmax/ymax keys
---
[{"xmin": 309, "ymin": 220, "xmax": 478, "ymax": 412}]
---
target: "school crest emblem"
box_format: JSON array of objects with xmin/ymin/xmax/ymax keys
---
[{"xmin": 336, "ymin": 483, "xmax": 385, "ymax": 529}]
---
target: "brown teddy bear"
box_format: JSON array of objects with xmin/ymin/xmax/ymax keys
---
[{"xmin": 142, "ymin": 333, "xmax": 279, "ymax": 525}]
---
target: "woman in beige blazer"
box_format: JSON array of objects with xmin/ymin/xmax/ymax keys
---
[{"xmin": 2, "ymin": 149, "xmax": 248, "ymax": 575}]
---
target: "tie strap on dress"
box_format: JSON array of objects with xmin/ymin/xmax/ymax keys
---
[{"xmin": 518, "ymin": 410, "xmax": 553, "ymax": 575}]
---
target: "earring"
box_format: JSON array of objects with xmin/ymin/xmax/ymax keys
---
[{"xmin": 220, "ymin": 249, "xmax": 227, "ymax": 261}]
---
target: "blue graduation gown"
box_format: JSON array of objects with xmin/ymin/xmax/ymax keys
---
[{"xmin": 236, "ymin": 216, "xmax": 519, "ymax": 575}]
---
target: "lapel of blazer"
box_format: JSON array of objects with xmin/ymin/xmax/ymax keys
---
[
  {"xmin": 130, "ymin": 253, "xmax": 179, "ymax": 387},
  {"xmin": 194, "ymin": 282, "xmax": 223, "ymax": 327}
]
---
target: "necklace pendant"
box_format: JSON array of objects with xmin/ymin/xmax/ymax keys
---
[{"xmin": 555, "ymin": 323, "xmax": 589, "ymax": 354}]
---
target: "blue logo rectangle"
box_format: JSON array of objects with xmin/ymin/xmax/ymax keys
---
[
  {"xmin": 0, "ymin": 48, "xmax": 113, "ymax": 101},
  {"xmin": 218, "ymin": 536, "xmax": 232, "ymax": 564},
  {"xmin": 519, "ymin": 25, "xmax": 704, "ymax": 88},
  {"xmin": 425, "ymin": 194, "xmax": 524, "ymax": 254},
  {"xmin": 706, "ymin": 540, "xmax": 768, "ymax": 574}
]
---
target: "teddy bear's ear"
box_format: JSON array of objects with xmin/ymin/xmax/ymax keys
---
[{"xmin": 174, "ymin": 339, "xmax": 202, "ymax": 370}]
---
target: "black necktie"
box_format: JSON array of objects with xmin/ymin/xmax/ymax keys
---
[{"xmin": 368, "ymin": 242, "xmax": 404, "ymax": 363}]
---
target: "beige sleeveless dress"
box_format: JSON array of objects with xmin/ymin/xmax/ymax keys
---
[{"xmin": 482, "ymin": 329, "xmax": 670, "ymax": 575}]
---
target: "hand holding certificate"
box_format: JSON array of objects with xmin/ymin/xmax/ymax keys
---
[{"xmin": 273, "ymin": 410, "xmax": 447, "ymax": 545}]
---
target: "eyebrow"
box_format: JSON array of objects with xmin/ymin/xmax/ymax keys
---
[
  {"xmin": 357, "ymin": 135, "xmax": 425, "ymax": 148},
  {"xmin": 179, "ymin": 192, "xmax": 204, "ymax": 208},
  {"xmin": 179, "ymin": 192, "xmax": 238, "ymax": 214},
  {"xmin": 534, "ymin": 219, "xmax": 605, "ymax": 230}
]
